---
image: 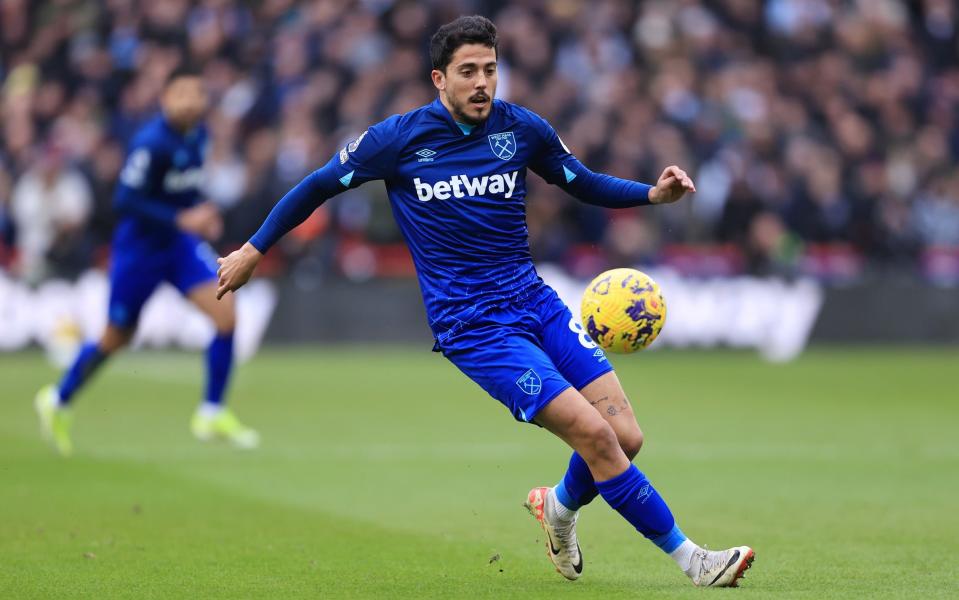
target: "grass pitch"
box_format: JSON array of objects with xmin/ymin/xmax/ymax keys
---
[{"xmin": 1, "ymin": 346, "xmax": 957, "ymax": 599}]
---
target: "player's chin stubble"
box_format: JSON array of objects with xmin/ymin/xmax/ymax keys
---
[{"xmin": 448, "ymin": 92, "xmax": 489, "ymax": 126}]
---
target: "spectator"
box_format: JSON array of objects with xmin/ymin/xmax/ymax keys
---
[
  {"xmin": 10, "ymin": 144, "xmax": 93, "ymax": 284},
  {"xmin": 0, "ymin": 0, "xmax": 957, "ymax": 283}
]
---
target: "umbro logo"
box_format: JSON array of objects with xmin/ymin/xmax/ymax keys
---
[
  {"xmin": 415, "ymin": 148, "xmax": 437, "ymax": 162},
  {"xmin": 636, "ymin": 484, "xmax": 652, "ymax": 504}
]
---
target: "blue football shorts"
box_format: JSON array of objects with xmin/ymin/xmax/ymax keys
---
[
  {"xmin": 439, "ymin": 285, "xmax": 614, "ymax": 424},
  {"xmin": 107, "ymin": 233, "xmax": 219, "ymax": 329}
]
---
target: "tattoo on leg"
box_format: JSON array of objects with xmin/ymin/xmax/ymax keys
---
[
  {"xmin": 607, "ymin": 405, "xmax": 618, "ymax": 416},
  {"xmin": 589, "ymin": 395, "xmax": 609, "ymax": 407}
]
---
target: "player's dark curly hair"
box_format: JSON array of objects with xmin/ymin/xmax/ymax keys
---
[
  {"xmin": 166, "ymin": 64, "xmax": 201, "ymax": 86},
  {"xmin": 430, "ymin": 15, "xmax": 498, "ymax": 73}
]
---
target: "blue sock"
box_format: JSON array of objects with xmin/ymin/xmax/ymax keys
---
[
  {"xmin": 596, "ymin": 464, "xmax": 688, "ymax": 553},
  {"xmin": 555, "ymin": 452, "xmax": 600, "ymax": 511},
  {"xmin": 58, "ymin": 342, "xmax": 108, "ymax": 405},
  {"xmin": 205, "ymin": 333, "xmax": 234, "ymax": 405}
]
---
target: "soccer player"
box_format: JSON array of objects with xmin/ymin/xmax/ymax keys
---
[
  {"xmin": 35, "ymin": 69, "xmax": 259, "ymax": 455},
  {"xmin": 217, "ymin": 16, "xmax": 753, "ymax": 587}
]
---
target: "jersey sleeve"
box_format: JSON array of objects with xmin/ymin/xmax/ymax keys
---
[
  {"xmin": 114, "ymin": 141, "xmax": 179, "ymax": 227},
  {"xmin": 332, "ymin": 114, "xmax": 404, "ymax": 188},
  {"xmin": 248, "ymin": 116, "xmax": 403, "ymax": 253},
  {"xmin": 526, "ymin": 110, "xmax": 652, "ymax": 208}
]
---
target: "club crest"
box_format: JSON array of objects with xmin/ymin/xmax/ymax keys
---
[
  {"xmin": 516, "ymin": 368, "xmax": 542, "ymax": 395},
  {"xmin": 488, "ymin": 131, "xmax": 516, "ymax": 160}
]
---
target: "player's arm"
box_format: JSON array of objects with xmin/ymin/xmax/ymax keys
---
[
  {"xmin": 527, "ymin": 114, "xmax": 694, "ymax": 206},
  {"xmin": 114, "ymin": 146, "xmax": 221, "ymax": 238},
  {"xmin": 214, "ymin": 161, "xmax": 343, "ymax": 298},
  {"xmin": 216, "ymin": 119, "xmax": 402, "ymax": 299},
  {"xmin": 563, "ymin": 158, "xmax": 695, "ymax": 206}
]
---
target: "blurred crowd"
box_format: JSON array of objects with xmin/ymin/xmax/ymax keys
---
[{"xmin": 2, "ymin": 0, "xmax": 959, "ymax": 285}]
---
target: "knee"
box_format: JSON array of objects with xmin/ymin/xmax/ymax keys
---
[
  {"xmin": 99, "ymin": 327, "xmax": 133, "ymax": 354},
  {"xmin": 572, "ymin": 416, "xmax": 621, "ymax": 461},
  {"xmin": 215, "ymin": 312, "xmax": 236, "ymax": 334},
  {"xmin": 620, "ymin": 428, "xmax": 644, "ymax": 460},
  {"xmin": 209, "ymin": 304, "xmax": 236, "ymax": 334}
]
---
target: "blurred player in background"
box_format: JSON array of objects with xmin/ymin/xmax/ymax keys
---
[
  {"xmin": 217, "ymin": 16, "xmax": 751, "ymax": 588},
  {"xmin": 34, "ymin": 69, "xmax": 259, "ymax": 456}
]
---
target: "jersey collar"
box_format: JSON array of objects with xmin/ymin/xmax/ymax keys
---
[
  {"xmin": 430, "ymin": 97, "xmax": 494, "ymax": 137},
  {"xmin": 160, "ymin": 113, "xmax": 201, "ymax": 141}
]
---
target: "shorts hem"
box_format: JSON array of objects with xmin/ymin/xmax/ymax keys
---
[
  {"xmin": 177, "ymin": 274, "xmax": 217, "ymax": 296},
  {"xmin": 524, "ymin": 382, "xmax": 573, "ymax": 425},
  {"xmin": 572, "ymin": 364, "xmax": 615, "ymax": 392}
]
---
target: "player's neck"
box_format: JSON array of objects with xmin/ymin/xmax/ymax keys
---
[
  {"xmin": 437, "ymin": 95, "xmax": 483, "ymax": 134},
  {"xmin": 161, "ymin": 113, "xmax": 195, "ymax": 135}
]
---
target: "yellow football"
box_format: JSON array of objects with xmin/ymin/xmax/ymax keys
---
[{"xmin": 581, "ymin": 268, "xmax": 666, "ymax": 353}]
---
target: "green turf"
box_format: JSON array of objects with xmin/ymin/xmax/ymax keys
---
[{"xmin": 1, "ymin": 346, "xmax": 957, "ymax": 599}]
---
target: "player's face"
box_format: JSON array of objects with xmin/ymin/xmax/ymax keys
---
[
  {"xmin": 161, "ymin": 76, "xmax": 209, "ymax": 130},
  {"xmin": 432, "ymin": 44, "xmax": 497, "ymax": 126}
]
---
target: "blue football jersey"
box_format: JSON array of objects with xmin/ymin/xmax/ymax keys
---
[
  {"xmin": 329, "ymin": 99, "xmax": 583, "ymax": 335},
  {"xmin": 113, "ymin": 115, "xmax": 208, "ymax": 250},
  {"xmin": 250, "ymin": 97, "xmax": 652, "ymax": 342}
]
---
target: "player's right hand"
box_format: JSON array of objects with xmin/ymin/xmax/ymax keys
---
[
  {"xmin": 176, "ymin": 203, "xmax": 223, "ymax": 240},
  {"xmin": 216, "ymin": 242, "xmax": 262, "ymax": 300}
]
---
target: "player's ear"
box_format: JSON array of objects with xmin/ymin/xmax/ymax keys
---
[{"xmin": 431, "ymin": 69, "xmax": 446, "ymax": 91}]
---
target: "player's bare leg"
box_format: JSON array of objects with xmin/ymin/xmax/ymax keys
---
[
  {"xmin": 99, "ymin": 324, "xmax": 136, "ymax": 353},
  {"xmin": 526, "ymin": 372, "xmax": 641, "ymax": 573},
  {"xmin": 582, "ymin": 371, "xmax": 643, "ymax": 459},
  {"xmin": 531, "ymin": 388, "xmax": 753, "ymax": 587},
  {"xmin": 526, "ymin": 386, "xmax": 628, "ymax": 579},
  {"xmin": 187, "ymin": 281, "xmax": 259, "ymax": 448},
  {"xmin": 189, "ymin": 280, "xmax": 237, "ymax": 333},
  {"xmin": 525, "ymin": 372, "xmax": 642, "ymax": 579},
  {"xmin": 535, "ymin": 387, "xmax": 632, "ymax": 485},
  {"xmin": 35, "ymin": 324, "xmax": 133, "ymax": 456}
]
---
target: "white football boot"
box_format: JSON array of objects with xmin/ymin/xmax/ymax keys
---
[
  {"xmin": 685, "ymin": 545, "xmax": 755, "ymax": 587},
  {"xmin": 525, "ymin": 486, "xmax": 583, "ymax": 580}
]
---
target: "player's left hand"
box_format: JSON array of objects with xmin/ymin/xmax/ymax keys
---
[{"xmin": 649, "ymin": 165, "xmax": 696, "ymax": 205}]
